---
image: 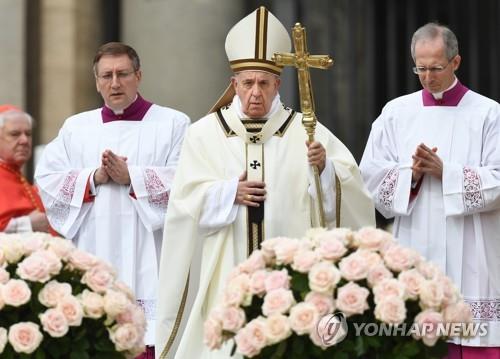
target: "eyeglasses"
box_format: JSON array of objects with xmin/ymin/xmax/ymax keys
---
[
  {"xmin": 96, "ymin": 70, "xmax": 136, "ymax": 82},
  {"xmin": 412, "ymin": 60, "xmax": 452, "ymax": 75}
]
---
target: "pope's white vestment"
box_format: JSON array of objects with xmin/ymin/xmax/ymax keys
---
[
  {"xmin": 35, "ymin": 104, "xmax": 189, "ymax": 345},
  {"xmin": 156, "ymin": 97, "xmax": 375, "ymax": 358},
  {"xmin": 360, "ymin": 82, "xmax": 500, "ymax": 347}
]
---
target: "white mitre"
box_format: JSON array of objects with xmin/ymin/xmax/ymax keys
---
[{"xmin": 209, "ymin": 6, "xmax": 291, "ymax": 113}]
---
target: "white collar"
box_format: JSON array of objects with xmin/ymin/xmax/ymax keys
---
[
  {"xmin": 431, "ymin": 77, "xmax": 458, "ymax": 100},
  {"xmin": 233, "ymin": 93, "xmax": 281, "ymax": 119}
]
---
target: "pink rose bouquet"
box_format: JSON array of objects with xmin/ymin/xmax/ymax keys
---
[
  {"xmin": 0, "ymin": 232, "xmax": 145, "ymax": 358},
  {"xmin": 205, "ymin": 227, "xmax": 473, "ymax": 359}
]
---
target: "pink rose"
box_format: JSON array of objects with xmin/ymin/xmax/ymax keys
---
[
  {"xmin": 289, "ymin": 302, "xmax": 319, "ymax": 335},
  {"xmin": 316, "ymin": 235, "xmax": 347, "ymax": 262},
  {"xmin": 336, "ymin": 282, "xmax": 370, "ymax": 317},
  {"xmin": 419, "ymin": 280, "xmax": 445, "ymax": 309},
  {"xmin": 20, "ymin": 232, "xmax": 45, "ymax": 254},
  {"xmin": 39, "ymin": 308, "xmax": 69, "ymax": 337},
  {"xmin": 0, "ymin": 327, "xmax": 7, "ymax": 353},
  {"xmin": 366, "ymin": 264, "xmax": 393, "ymax": 288},
  {"xmin": 354, "ymin": 227, "xmax": 393, "ymax": 251},
  {"xmin": 416, "ymin": 261, "xmax": 441, "ymax": 280},
  {"xmin": 274, "ymin": 237, "xmax": 300, "ymax": 265},
  {"xmin": 339, "ymin": 251, "xmax": 370, "ymax": 281},
  {"xmin": 439, "ymin": 276, "xmax": 459, "ymax": 306},
  {"xmin": 234, "ymin": 326, "xmax": 260, "ymax": 357},
  {"xmin": 260, "ymin": 237, "xmax": 284, "ymax": 264},
  {"xmin": 115, "ymin": 304, "xmax": 146, "ymax": 331},
  {"xmin": 305, "ymin": 291, "xmax": 335, "ymax": 316},
  {"xmin": 318, "ymin": 228, "xmax": 354, "ymax": 247},
  {"xmin": 81, "ymin": 264, "xmax": 115, "ymax": 294},
  {"xmin": 262, "ymin": 288, "xmax": 295, "ymax": 316},
  {"xmin": 244, "ymin": 318, "xmax": 267, "ymax": 350},
  {"xmin": 249, "ymin": 270, "xmax": 267, "ymax": 296},
  {"xmin": 308, "ymin": 262, "xmax": 341, "ymax": 293},
  {"xmin": 292, "ymin": 249, "xmax": 319, "ymax": 273},
  {"xmin": 104, "ymin": 290, "xmax": 130, "ymax": 318},
  {"xmin": 57, "ymin": 295, "xmax": 84, "ymax": 326},
  {"xmin": 223, "ymin": 273, "xmax": 251, "ymax": 306},
  {"xmin": 443, "ymin": 301, "xmax": 473, "ymax": 325},
  {"xmin": 109, "ymin": 323, "xmax": 142, "ymax": 351},
  {"xmin": 221, "ymin": 306, "xmax": 246, "ymax": 332},
  {"xmin": 80, "ymin": 289, "xmax": 105, "ymax": 319},
  {"xmin": 0, "ymin": 237, "xmax": 25, "ymax": 263},
  {"xmin": 0, "ymin": 267, "xmax": 10, "ymax": 284},
  {"xmin": 2, "ymin": 279, "xmax": 31, "ymax": 307},
  {"xmin": 203, "ymin": 317, "xmax": 223, "ymax": 350},
  {"xmin": 8, "ymin": 322, "xmax": 43, "ymax": 354},
  {"xmin": 413, "ymin": 310, "xmax": 444, "ymax": 346},
  {"xmin": 374, "ymin": 296, "xmax": 407, "ymax": 324},
  {"xmin": 357, "ymin": 250, "xmax": 383, "ymax": 269},
  {"xmin": 112, "ymin": 280, "xmax": 135, "ymax": 302},
  {"xmin": 383, "ymin": 244, "xmax": 418, "ymax": 272},
  {"xmin": 38, "ymin": 280, "xmax": 72, "ymax": 307},
  {"xmin": 47, "ymin": 238, "xmax": 75, "ymax": 259},
  {"xmin": 239, "ymin": 250, "xmax": 266, "ymax": 274},
  {"xmin": 16, "ymin": 252, "xmax": 52, "ymax": 283},
  {"xmin": 398, "ymin": 269, "xmax": 425, "ymax": 300},
  {"xmin": 264, "ymin": 269, "xmax": 290, "ymax": 292},
  {"xmin": 68, "ymin": 249, "xmax": 98, "ymax": 271},
  {"xmin": 373, "ymin": 278, "xmax": 406, "ymax": 303},
  {"xmin": 264, "ymin": 314, "xmax": 292, "ymax": 345}
]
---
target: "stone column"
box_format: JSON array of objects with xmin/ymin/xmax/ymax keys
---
[
  {"xmin": 38, "ymin": 0, "xmax": 103, "ymax": 144},
  {"xmin": 122, "ymin": 0, "xmax": 244, "ymax": 121},
  {"xmin": 0, "ymin": 0, "xmax": 25, "ymax": 107}
]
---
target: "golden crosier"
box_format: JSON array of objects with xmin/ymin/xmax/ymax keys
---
[{"xmin": 273, "ymin": 23, "xmax": 335, "ymax": 228}]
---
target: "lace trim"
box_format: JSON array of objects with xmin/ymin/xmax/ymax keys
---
[
  {"xmin": 144, "ymin": 169, "xmax": 169, "ymax": 210},
  {"xmin": 464, "ymin": 298, "xmax": 500, "ymax": 322},
  {"xmin": 378, "ymin": 168, "xmax": 399, "ymax": 210},
  {"xmin": 137, "ymin": 299, "xmax": 156, "ymax": 321},
  {"xmin": 50, "ymin": 170, "xmax": 80, "ymax": 227},
  {"xmin": 463, "ymin": 167, "xmax": 484, "ymax": 212}
]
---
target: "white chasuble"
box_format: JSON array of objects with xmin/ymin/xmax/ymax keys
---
[
  {"xmin": 35, "ymin": 105, "xmax": 189, "ymax": 345},
  {"xmin": 360, "ymin": 88, "xmax": 500, "ymax": 347},
  {"xmin": 156, "ymin": 100, "xmax": 375, "ymax": 358}
]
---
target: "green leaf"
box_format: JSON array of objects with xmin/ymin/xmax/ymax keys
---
[
  {"xmin": 355, "ymin": 335, "xmax": 367, "ymax": 356},
  {"xmin": 271, "ymin": 341, "xmax": 287, "ymax": 359}
]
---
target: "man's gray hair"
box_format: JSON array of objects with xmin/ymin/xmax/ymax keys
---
[
  {"xmin": 410, "ymin": 22, "xmax": 459, "ymax": 61},
  {"xmin": 0, "ymin": 110, "xmax": 33, "ymax": 128}
]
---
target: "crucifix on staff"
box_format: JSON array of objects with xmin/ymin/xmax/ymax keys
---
[{"xmin": 273, "ymin": 22, "xmax": 340, "ymax": 228}]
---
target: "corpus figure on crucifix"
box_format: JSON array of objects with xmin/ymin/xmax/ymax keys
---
[{"xmin": 156, "ymin": 6, "xmax": 375, "ymax": 359}]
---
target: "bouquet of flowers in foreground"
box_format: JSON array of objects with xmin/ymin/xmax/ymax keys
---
[
  {"xmin": 205, "ymin": 227, "xmax": 473, "ymax": 359},
  {"xmin": 0, "ymin": 232, "xmax": 145, "ymax": 359}
]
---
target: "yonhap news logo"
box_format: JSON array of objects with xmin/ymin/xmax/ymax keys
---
[{"xmin": 316, "ymin": 312, "xmax": 348, "ymax": 347}]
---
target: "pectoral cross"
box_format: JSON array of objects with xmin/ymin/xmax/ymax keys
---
[{"xmin": 272, "ymin": 23, "xmax": 334, "ymax": 228}]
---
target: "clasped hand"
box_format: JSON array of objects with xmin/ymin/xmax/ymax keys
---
[
  {"xmin": 411, "ymin": 143, "xmax": 443, "ymax": 182},
  {"xmin": 94, "ymin": 149, "xmax": 130, "ymax": 185}
]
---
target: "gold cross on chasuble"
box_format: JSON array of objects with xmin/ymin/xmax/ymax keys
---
[{"xmin": 273, "ymin": 23, "xmax": 341, "ymax": 228}]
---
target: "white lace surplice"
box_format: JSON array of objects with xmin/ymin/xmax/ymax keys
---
[
  {"xmin": 35, "ymin": 105, "xmax": 189, "ymax": 345},
  {"xmin": 360, "ymin": 89, "xmax": 500, "ymax": 347}
]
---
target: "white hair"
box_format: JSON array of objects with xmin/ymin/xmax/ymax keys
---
[{"xmin": 0, "ymin": 110, "xmax": 33, "ymax": 128}]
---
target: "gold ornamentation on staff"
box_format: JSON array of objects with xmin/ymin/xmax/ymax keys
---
[{"xmin": 273, "ymin": 23, "xmax": 334, "ymax": 227}]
